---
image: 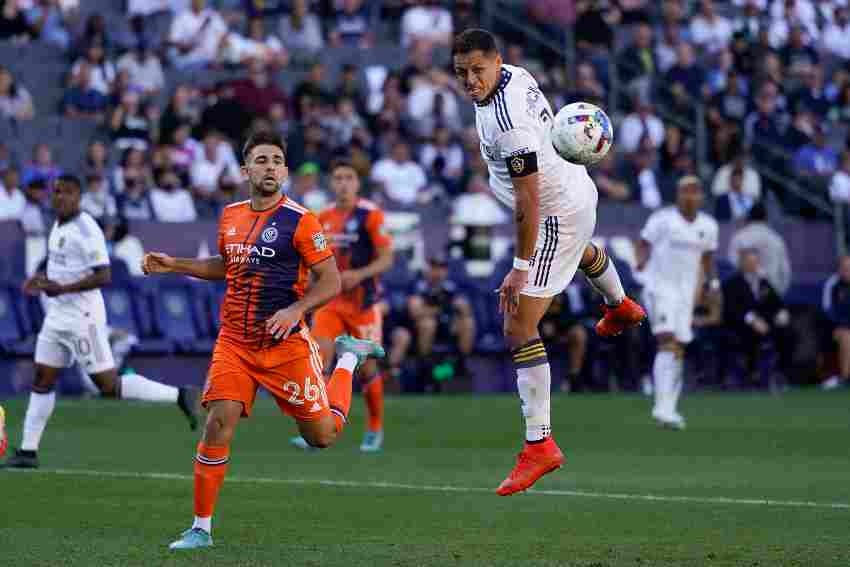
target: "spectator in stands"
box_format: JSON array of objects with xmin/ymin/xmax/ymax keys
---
[
  {"xmin": 71, "ymin": 41, "xmax": 116, "ymax": 97},
  {"xmin": 325, "ymin": 97, "xmax": 366, "ymax": 149},
  {"xmin": 372, "ymin": 141, "xmax": 428, "ymax": 209},
  {"xmin": 619, "ymin": 96, "xmax": 665, "ymax": 154},
  {"xmin": 116, "ymin": 168, "xmax": 154, "ymax": 220},
  {"xmin": 21, "ymin": 143, "xmax": 61, "ymax": 187},
  {"xmin": 420, "ymin": 125, "xmax": 464, "ymax": 195},
  {"xmin": 828, "ymin": 83, "xmax": 850, "ymax": 125},
  {"xmin": 407, "ymin": 68, "xmax": 461, "ymax": 138},
  {"xmin": 285, "ymin": 120, "xmax": 329, "ymax": 171},
  {"xmin": 159, "ymin": 84, "xmax": 202, "ymax": 145},
  {"xmin": 168, "ymin": 122, "xmax": 202, "ymax": 173},
  {"xmin": 822, "ymin": 6, "xmax": 850, "ymax": 60},
  {"xmin": 574, "ymin": 0, "xmax": 618, "ymax": 56},
  {"xmin": 655, "ymin": 21, "xmax": 683, "ymax": 74},
  {"xmin": 617, "ymin": 22, "xmax": 656, "ymax": 92},
  {"xmin": 199, "ymin": 81, "xmax": 250, "ymax": 143},
  {"xmin": 83, "ymin": 140, "xmax": 110, "ymax": 179},
  {"xmin": 167, "ymin": 0, "xmax": 228, "ymax": 70},
  {"xmin": 744, "ymin": 82, "xmax": 787, "ymax": 168},
  {"xmin": 112, "ymin": 147, "xmax": 150, "ymax": 195},
  {"xmin": 540, "ymin": 283, "xmax": 591, "ymax": 393},
  {"xmin": 329, "ymin": 0, "xmax": 373, "ymax": 48},
  {"xmin": 451, "ymin": 173, "xmax": 510, "ymax": 227},
  {"xmin": 405, "ymin": 254, "xmax": 476, "ymax": 368},
  {"xmin": 821, "ymin": 255, "xmax": 850, "ymax": 390},
  {"xmin": 778, "ymin": 25, "xmax": 818, "ymax": 74},
  {"xmin": 116, "ymin": 41, "xmax": 165, "ymax": 98},
  {"xmin": 728, "ymin": 203, "xmax": 792, "ymax": 296},
  {"xmin": 289, "ymin": 162, "xmax": 328, "ymax": 212},
  {"xmin": 230, "ymin": 61, "xmax": 289, "ymax": 119},
  {"xmin": 110, "ymin": 90, "xmax": 156, "ymax": 151},
  {"xmin": 793, "ymin": 125, "xmax": 839, "ymax": 179},
  {"xmin": 708, "ymin": 69, "xmax": 749, "ymax": 126},
  {"xmin": 80, "ymin": 173, "xmax": 117, "ymax": 236},
  {"xmin": 0, "ymin": 66, "xmax": 34, "ymax": 120},
  {"xmin": 150, "ymin": 168, "xmax": 197, "ymax": 222},
  {"xmin": 665, "ymin": 41, "xmax": 709, "ymax": 104},
  {"xmin": 401, "ymin": 0, "xmax": 453, "ymax": 48},
  {"xmin": 565, "ymin": 61, "xmax": 606, "ymax": 107},
  {"xmin": 220, "ymin": 17, "xmax": 288, "ymax": 68},
  {"xmin": 714, "ymin": 165, "xmax": 756, "ymax": 221},
  {"xmin": 452, "ymin": 0, "xmax": 478, "ymax": 32},
  {"xmin": 790, "ymin": 65, "xmax": 829, "ymax": 117},
  {"xmin": 111, "ymin": 216, "xmax": 145, "ymax": 277},
  {"xmin": 690, "ymin": 0, "xmax": 733, "ymax": 54},
  {"xmin": 62, "ymin": 61, "xmax": 109, "ymax": 119},
  {"xmin": 278, "ymin": 0, "xmax": 324, "ymax": 54},
  {"xmin": 293, "ymin": 61, "xmax": 331, "ymax": 119},
  {"xmin": 20, "ymin": 178, "xmax": 49, "ymax": 235},
  {"xmin": 0, "ymin": 0, "xmax": 34, "ymax": 42},
  {"xmin": 624, "ymin": 147, "xmax": 663, "ymax": 209},
  {"xmin": 591, "ymin": 152, "xmax": 631, "ymax": 201},
  {"xmin": 0, "ymin": 166, "xmax": 25, "ymax": 221},
  {"xmin": 829, "ymin": 152, "xmax": 850, "ymax": 206},
  {"xmin": 189, "ymin": 130, "xmax": 240, "ymax": 217},
  {"xmin": 74, "ymin": 13, "xmax": 110, "ymax": 56},
  {"xmin": 722, "ymin": 248, "xmax": 793, "ymax": 388},
  {"xmin": 25, "ymin": 0, "xmax": 71, "ymax": 51},
  {"xmin": 712, "ymin": 150, "xmax": 762, "ymax": 200},
  {"xmin": 336, "ymin": 63, "xmax": 365, "ymax": 111}
]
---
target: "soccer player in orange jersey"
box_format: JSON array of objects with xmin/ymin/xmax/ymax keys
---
[
  {"xmin": 292, "ymin": 161, "xmax": 394, "ymax": 452},
  {"xmin": 142, "ymin": 132, "xmax": 384, "ymax": 550}
]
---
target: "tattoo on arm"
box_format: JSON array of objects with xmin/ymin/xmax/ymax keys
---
[{"xmin": 515, "ymin": 209, "xmax": 525, "ymax": 223}]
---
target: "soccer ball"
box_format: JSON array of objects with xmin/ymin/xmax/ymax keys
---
[{"xmin": 551, "ymin": 102, "xmax": 614, "ymax": 166}]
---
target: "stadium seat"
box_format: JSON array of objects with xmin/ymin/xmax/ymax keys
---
[
  {"xmin": 153, "ymin": 282, "xmax": 214, "ymax": 353},
  {"xmin": 0, "ymin": 286, "xmax": 34, "ymax": 355}
]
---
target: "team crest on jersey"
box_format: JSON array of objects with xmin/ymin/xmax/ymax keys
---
[
  {"xmin": 345, "ymin": 219, "xmax": 359, "ymax": 232},
  {"xmin": 312, "ymin": 232, "xmax": 327, "ymax": 251},
  {"xmin": 261, "ymin": 227, "xmax": 278, "ymax": 243},
  {"xmin": 510, "ymin": 156, "xmax": 525, "ymax": 174},
  {"xmin": 58, "ymin": 237, "xmax": 65, "ymax": 248}
]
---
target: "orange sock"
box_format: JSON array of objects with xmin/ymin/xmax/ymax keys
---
[
  {"xmin": 194, "ymin": 442, "xmax": 230, "ymax": 519},
  {"xmin": 326, "ymin": 366, "xmax": 353, "ymax": 433},
  {"xmin": 363, "ymin": 374, "xmax": 384, "ymax": 432}
]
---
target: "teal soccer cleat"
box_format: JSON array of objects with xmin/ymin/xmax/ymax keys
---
[
  {"xmin": 168, "ymin": 528, "xmax": 213, "ymax": 550},
  {"xmin": 359, "ymin": 430, "xmax": 384, "ymax": 453},
  {"xmin": 289, "ymin": 435, "xmax": 316, "ymax": 451},
  {"xmin": 334, "ymin": 335, "xmax": 385, "ymax": 367}
]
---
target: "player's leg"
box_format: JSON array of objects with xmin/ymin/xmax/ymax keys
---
[
  {"xmin": 408, "ymin": 296, "xmax": 438, "ymax": 356},
  {"xmin": 582, "ymin": 242, "xmax": 647, "ymax": 337},
  {"xmin": 645, "ymin": 288, "xmax": 686, "ymax": 429},
  {"xmin": 355, "ymin": 306, "xmax": 385, "ymax": 452}
]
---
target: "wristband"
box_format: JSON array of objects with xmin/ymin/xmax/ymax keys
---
[
  {"xmin": 709, "ymin": 278, "xmax": 720, "ymax": 291},
  {"xmin": 513, "ymin": 257, "xmax": 531, "ymax": 271}
]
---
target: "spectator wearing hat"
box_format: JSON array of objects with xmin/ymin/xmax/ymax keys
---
[{"xmin": 290, "ymin": 162, "xmax": 329, "ymax": 212}]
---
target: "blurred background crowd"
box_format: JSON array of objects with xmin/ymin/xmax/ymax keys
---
[{"xmin": 3, "ymin": 0, "xmax": 850, "ymax": 395}]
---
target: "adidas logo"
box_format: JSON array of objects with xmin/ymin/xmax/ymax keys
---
[{"xmin": 310, "ymin": 402, "xmax": 323, "ymax": 413}]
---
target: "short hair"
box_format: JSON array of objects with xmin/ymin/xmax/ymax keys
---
[
  {"xmin": 242, "ymin": 131, "xmax": 287, "ymax": 164},
  {"xmin": 748, "ymin": 202, "xmax": 767, "ymax": 221},
  {"xmin": 330, "ymin": 159, "xmax": 357, "ymax": 175},
  {"xmin": 56, "ymin": 174, "xmax": 82, "ymax": 191},
  {"xmin": 452, "ymin": 28, "xmax": 499, "ymax": 58}
]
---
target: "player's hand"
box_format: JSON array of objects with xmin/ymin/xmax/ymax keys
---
[
  {"xmin": 266, "ymin": 305, "xmax": 305, "ymax": 340},
  {"xmin": 751, "ymin": 316, "xmax": 770, "ymax": 336},
  {"xmin": 340, "ymin": 270, "xmax": 363, "ymax": 292},
  {"xmin": 39, "ymin": 279, "xmax": 64, "ymax": 297},
  {"xmin": 142, "ymin": 252, "xmax": 176, "ymax": 276},
  {"xmin": 22, "ymin": 274, "xmax": 47, "ymax": 296},
  {"xmin": 497, "ymin": 268, "xmax": 528, "ymax": 314}
]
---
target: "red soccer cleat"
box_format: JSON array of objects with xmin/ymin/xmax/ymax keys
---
[
  {"xmin": 595, "ymin": 297, "xmax": 647, "ymax": 337},
  {"xmin": 496, "ymin": 437, "xmax": 565, "ymax": 496},
  {"xmin": 0, "ymin": 405, "xmax": 7, "ymax": 459}
]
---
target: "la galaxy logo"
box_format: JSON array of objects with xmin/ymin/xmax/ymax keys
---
[
  {"xmin": 511, "ymin": 156, "xmax": 525, "ymax": 174},
  {"xmin": 262, "ymin": 227, "xmax": 278, "ymax": 243}
]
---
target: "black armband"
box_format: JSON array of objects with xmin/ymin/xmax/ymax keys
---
[{"xmin": 505, "ymin": 152, "xmax": 538, "ymax": 178}]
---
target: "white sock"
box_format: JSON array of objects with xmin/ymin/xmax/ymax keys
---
[
  {"xmin": 513, "ymin": 339, "xmax": 551, "ymax": 442},
  {"xmin": 192, "ymin": 515, "xmax": 211, "ymax": 534},
  {"xmin": 120, "ymin": 373, "xmax": 179, "ymax": 403},
  {"xmin": 21, "ymin": 390, "xmax": 56, "ymax": 452},
  {"xmin": 670, "ymin": 356, "xmax": 684, "ymax": 417},
  {"xmin": 584, "ymin": 247, "xmax": 626, "ymax": 306},
  {"xmin": 652, "ymin": 351, "xmax": 675, "ymax": 418},
  {"xmin": 336, "ymin": 352, "xmax": 358, "ymax": 374}
]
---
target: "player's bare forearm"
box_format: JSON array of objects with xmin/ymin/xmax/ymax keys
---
[
  {"xmin": 59, "ymin": 266, "xmax": 111, "ymax": 294},
  {"xmin": 355, "ymin": 246, "xmax": 394, "ymax": 280},
  {"xmin": 512, "ymin": 173, "xmax": 541, "ymax": 260},
  {"xmin": 172, "ymin": 256, "xmax": 226, "ymax": 280},
  {"xmin": 701, "ymin": 251, "xmax": 716, "ymax": 281},
  {"xmin": 293, "ymin": 257, "xmax": 342, "ymax": 315}
]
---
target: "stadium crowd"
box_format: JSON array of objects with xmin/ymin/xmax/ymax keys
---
[{"xmin": 2, "ymin": 0, "xmax": 850, "ymax": 392}]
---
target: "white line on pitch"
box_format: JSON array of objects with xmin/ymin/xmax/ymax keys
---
[{"xmin": 8, "ymin": 467, "xmax": 850, "ymax": 511}]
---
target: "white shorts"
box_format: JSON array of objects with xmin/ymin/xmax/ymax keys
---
[
  {"xmin": 523, "ymin": 210, "xmax": 597, "ymax": 298},
  {"xmin": 643, "ymin": 287, "xmax": 695, "ymax": 344},
  {"xmin": 35, "ymin": 322, "xmax": 115, "ymax": 375}
]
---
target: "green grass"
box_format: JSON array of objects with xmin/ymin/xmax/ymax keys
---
[{"xmin": 1, "ymin": 392, "xmax": 849, "ymax": 567}]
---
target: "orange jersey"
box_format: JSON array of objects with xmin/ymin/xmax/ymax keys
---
[
  {"xmin": 217, "ymin": 197, "xmax": 333, "ymax": 350},
  {"xmin": 319, "ymin": 198, "xmax": 391, "ymax": 313}
]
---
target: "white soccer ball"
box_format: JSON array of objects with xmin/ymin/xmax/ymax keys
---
[{"xmin": 551, "ymin": 102, "xmax": 614, "ymax": 166}]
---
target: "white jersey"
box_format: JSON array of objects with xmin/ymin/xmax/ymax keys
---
[
  {"xmin": 474, "ymin": 64, "xmax": 597, "ymax": 217},
  {"xmin": 641, "ymin": 206, "xmax": 719, "ymax": 296},
  {"xmin": 44, "ymin": 212, "xmax": 110, "ymax": 330}
]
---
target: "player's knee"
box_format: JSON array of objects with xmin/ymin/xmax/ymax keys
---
[
  {"xmin": 304, "ymin": 430, "xmax": 335, "ymax": 449},
  {"xmin": 203, "ymin": 414, "xmax": 236, "ymax": 446},
  {"xmin": 503, "ymin": 320, "xmax": 535, "ymax": 350},
  {"xmin": 417, "ymin": 316, "xmax": 437, "ymax": 334}
]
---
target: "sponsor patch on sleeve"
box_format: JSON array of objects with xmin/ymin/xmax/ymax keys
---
[{"xmin": 312, "ymin": 232, "xmax": 328, "ymax": 251}]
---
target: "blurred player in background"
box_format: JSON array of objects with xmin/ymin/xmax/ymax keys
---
[
  {"xmin": 291, "ymin": 161, "xmax": 394, "ymax": 452},
  {"xmin": 142, "ymin": 132, "xmax": 384, "ymax": 550},
  {"xmin": 453, "ymin": 29, "xmax": 646, "ymax": 496},
  {"xmin": 638, "ymin": 176, "xmax": 719, "ymax": 430},
  {"xmin": 3, "ymin": 175, "xmax": 199, "ymax": 470}
]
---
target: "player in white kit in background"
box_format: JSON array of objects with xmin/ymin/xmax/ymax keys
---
[
  {"xmin": 3, "ymin": 175, "xmax": 199, "ymax": 470},
  {"xmin": 638, "ymin": 176, "xmax": 719, "ymax": 430},
  {"xmin": 452, "ymin": 29, "xmax": 647, "ymax": 496}
]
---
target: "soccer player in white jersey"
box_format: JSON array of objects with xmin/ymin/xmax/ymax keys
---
[
  {"xmin": 638, "ymin": 176, "xmax": 719, "ymax": 430},
  {"xmin": 3, "ymin": 175, "xmax": 199, "ymax": 469},
  {"xmin": 452, "ymin": 29, "xmax": 647, "ymax": 495}
]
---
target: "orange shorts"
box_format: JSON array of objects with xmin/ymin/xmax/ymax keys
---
[
  {"xmin": 312, "ymin": 303, "xmax": 383, "ymax": 344},
  {"xmin": 203, "ymin": 330, "xmax": 328, "ymax": 420}
]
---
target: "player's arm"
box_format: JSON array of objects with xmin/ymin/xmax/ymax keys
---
[
  {"xmin": 636, "ymin": 239, "xmax": 652, "ymax": 271},
  {"xmin": 342, "ymin": 211, "xmax": 394, "ymax": 291},
  {"xmin": 267, "ymin": 257, "xmax": 341, "ymax": 340},
  {"xmin": 142, "ymin": 253, "xmax": 226, "ymax": 281}
]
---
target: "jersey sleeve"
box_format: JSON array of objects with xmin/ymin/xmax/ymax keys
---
[
  {"xmin": 640, "ymin": 211, "xmax": 665, "ymax": 244},
  {"xmin": 704, "ymin": 217, "xmax": 719, "ymax": 253},
  {"xmin": 365, "ymin": 209, "xmax": 392, "ymax": 249},
  {"xmin": 495, "ymin": 125, "xmax": 541, "ymax": 178},
  {"xmin": 293, "ymin": 211, "xmax": 334, "ymax": 267},
  {"xmin": 80, "ymin": 220, "xmax": 110, "ymax": 269}
]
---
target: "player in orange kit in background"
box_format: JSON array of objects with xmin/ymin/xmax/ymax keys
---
[
  {"xmin": 292, "ymin": 161, "xmax": 394, "ymax": 452},
  {"xmin": 142, "ymin": 132, "xmax": 384, "ymax": 550}
]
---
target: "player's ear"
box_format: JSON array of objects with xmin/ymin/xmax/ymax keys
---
[{"xmin": 241, "ymin": 165, "xmax": 248, "ymax": 179}]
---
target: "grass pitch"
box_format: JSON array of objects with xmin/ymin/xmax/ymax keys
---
[{"xmin": 1, "ymin": 391, "xmax": 848, "ymax": 567}]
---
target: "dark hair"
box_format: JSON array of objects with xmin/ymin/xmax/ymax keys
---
[
  {"xmin": 748, "ymin": 202, "xmax": 767, "ymax": 221},
  {"xmin": 330, "ymin": 159, "xmax": 357, "ymax": 174},
  {"xmin": 242, "ymin": 130, "xmax": 286, "ymax": 164},
  {"xmin": 451, "ymin": 28, "xmax": 499, "ymax": 58},
  {"xmin": 56, "ymin": 174, "xmax": 82, "ymax": 191}
]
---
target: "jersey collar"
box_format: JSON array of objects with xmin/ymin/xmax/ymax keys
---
[{"xmin": 476, "ymin": 67, "xmax": 513, "ymax": 107}]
